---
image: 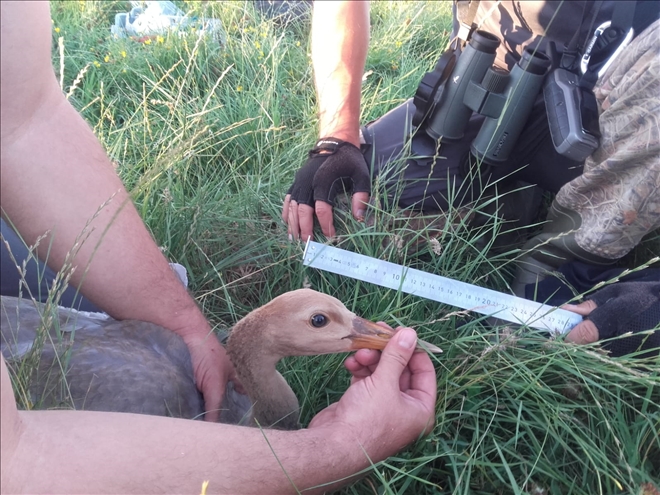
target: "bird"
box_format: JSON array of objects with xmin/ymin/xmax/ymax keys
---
[{"xmin": 0, "ymin": 289, "xmax": 441, "ymax": 429}]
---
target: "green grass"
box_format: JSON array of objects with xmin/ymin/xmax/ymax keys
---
[{"xmin": 11, "ymin": 1, "xmax": 660, "ymax": 493}]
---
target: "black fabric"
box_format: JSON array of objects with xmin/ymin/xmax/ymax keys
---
[
  {"xmin": 526, "ymin": 262, "xmax": 660, "ymax": 358},
  {"xmin": 525, "ymin": 261, "xmax": 660, "ymax": 306},
  {"xmin": 586, "ymin": 281, "xmax": 660, "ymax": 357},
  {"xmin": 288, "ymin": 138, "xmax": 370, "ymax": 207},
  {"xmin": 361, "ymin": 95, "xmax": 582, "ymax": 210},
  {"xmin": 0, "ymin": 219, "xmax": 100, "ymax": 312},
  {"xmin": 633, "ymin": 0, "xmax": 660, "ymax": 37}
]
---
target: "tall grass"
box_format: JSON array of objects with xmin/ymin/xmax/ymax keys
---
[{"xmin": 12, "ymin": 1, "xmax": 659, "ymax": 493}]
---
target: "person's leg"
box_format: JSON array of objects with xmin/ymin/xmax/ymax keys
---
[
  {"xmin": 360, "ymin": 99, "xmax": 484, "ymax": 211},
  {"xmin": 359, "ymin": 100, "xmax": 544, "ymax": 251},
  {"xmin": 1, "ymin": 219, "xmax": 100, "ymax": 312},
  {"xmin": 0, "ymin": 356, "xmax": 22, "ymax": 493},
  {"xmin": 512, "ymin": 20, "xmax": 660, "ymax": 295}
]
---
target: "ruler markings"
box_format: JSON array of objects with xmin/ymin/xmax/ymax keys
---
[{"xmin": 302, "ymin": 241, "xmax": 582, "ymax": 333}]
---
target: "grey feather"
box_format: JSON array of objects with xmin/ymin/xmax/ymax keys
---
[{"xmin": 0, "ymin": 296, "xmax": 250, "ymax": 422}]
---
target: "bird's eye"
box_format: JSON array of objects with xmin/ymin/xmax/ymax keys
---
[{"xmin": 310, "ymin": 314, "xmax": 328, "ymax": 328}]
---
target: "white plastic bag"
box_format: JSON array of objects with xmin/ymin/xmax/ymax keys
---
[{"xmin": 112, "ymin": 1, "xmax": 225, "ymax": 44}]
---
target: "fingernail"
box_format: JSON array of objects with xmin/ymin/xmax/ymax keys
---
[
  {"xmin": 397, "ymin": 328, "xmax": 416, "ymax": 349},
  {"xmin": 357, "ymin": 209, "xmax": 366, "ymax": 221},
  {"xmin": 288, "ymin": 234, "xmax": 293, "ymax": 241}
]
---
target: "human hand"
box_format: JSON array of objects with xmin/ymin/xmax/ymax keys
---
[
  {"xmin": 563, "ymin": 281, "xmax": 660, "ymax": 357},
  {"xmin": 282, "ymin": 138, "xmax": 370, "ymax": 241},
  {"xmin": 308, "ymin": 326, "xmax": 437, "ymax": 460},
  {"xmin": 181, "ymin": 331, "xmax": 237, "ymax": 422}
]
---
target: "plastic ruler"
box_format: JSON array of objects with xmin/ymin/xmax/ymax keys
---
[{"xmin": 302, "ymin": 241, "xmax": 582, "ymax": 333}]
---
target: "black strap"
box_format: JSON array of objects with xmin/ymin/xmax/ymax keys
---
[
  {"xmin": 561, "ymin": 0, "xmax": 603, "ymax": 71},
  {"xmin": 579, "ymin": 0, "xmax": 637, "ymax": 90},
  {"xmin": 611, "ymin": 0, "xmax": 636, "ymax": 33}
]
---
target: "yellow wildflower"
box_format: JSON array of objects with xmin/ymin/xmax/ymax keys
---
[
  {"xmin": 54, "ymin": 27, "xmax": 61, "ymax": 33},
  {"xmin": 104, "ymin": 55, "xmax": 110, "ymax": 63},
  {"xmin": 395, "ymin": 41, "xmax": 403, "ymax": 48},
  {"xmin": 296, "ymin": 41, "xmax": 300, "ymax": 47},
  {"xmin": 254, "ymin": 41, "xmax": 261, "ymax": 49},
  {"xmin": 236, "ymin": 85, "xmax": 243, "ymax": 92},
  {"xmin": 157, "ymin": 35, "xmax": 164, "ymax": 44},
  {"xmin": 93, "ymin": 61, "xmax": 101, "ymax": 68},
  {"xmin": 144, "ymin": 38, "xmax": 152, "ymax": 45},
  {"xmin": 121, "ymin": 50, "xmax": 127, "ymax": 58}
]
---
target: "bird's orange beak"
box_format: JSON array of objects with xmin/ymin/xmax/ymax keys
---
[{"xmin": 347, "ymin": 317, "xmax": 442, "ymax": 354}]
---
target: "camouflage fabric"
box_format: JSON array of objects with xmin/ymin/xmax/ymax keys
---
[{"xmin": 554, "ymin": 20, "xmax": 660, "ymax": 260}]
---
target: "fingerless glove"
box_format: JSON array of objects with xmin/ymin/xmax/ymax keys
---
[
  {"xmin": 586, "ymin": 281, "xmax": 660, "ymax": 357},
  {"xmin": 288, "ymin": 138, "xmax": 371, "ymax": 207}
]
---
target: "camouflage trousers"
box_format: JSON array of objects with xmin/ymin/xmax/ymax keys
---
[{"xmin": 554, "ymin": 19, "xmax": 660, "ymax": 260}]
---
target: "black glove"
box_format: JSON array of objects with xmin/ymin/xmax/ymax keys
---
[
  {"xmin": 586, "ymin": 281, "xmax": 660, "ymax": 357},
  {"xmin": 287, "ymin": 137, "xmax": 371, "ymax": 207}
]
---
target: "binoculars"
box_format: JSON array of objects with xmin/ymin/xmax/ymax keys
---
[{"xmin": 421, "ymin": 30, "xmax": 551, "ymax": 167}]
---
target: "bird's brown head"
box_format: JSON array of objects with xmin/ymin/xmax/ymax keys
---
[{"xmin": 230, "ymin": 289, "xmax": 441, "ymax": 358}]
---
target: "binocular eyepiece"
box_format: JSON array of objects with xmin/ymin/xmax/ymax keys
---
[{"xmin": 422, "ymin": 30, "xmax": 551, "ymax": 166}]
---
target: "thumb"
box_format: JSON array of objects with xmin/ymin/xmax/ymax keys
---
[
  {"xmin": 565, "ymin": 319, "xmax": 599, "ymax": 345},
  {"xmin": 373, "ymin": 328, "xmax": 417, "ymax": 384}
]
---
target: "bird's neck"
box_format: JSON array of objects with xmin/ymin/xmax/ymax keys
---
[{"xmin": 227, "ymin": 315, "xmax": 300, "ymax": 430}]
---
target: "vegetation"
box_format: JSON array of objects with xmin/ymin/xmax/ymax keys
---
[{"xmin": 9, "ymin": 1, "xmax": 659, "ymax": 493}]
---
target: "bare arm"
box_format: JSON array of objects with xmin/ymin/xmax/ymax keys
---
[
  {"xmin": 312, "ymin": 0, "xmax": 369, "ymax": 147},
  {"xmin": 0, "ymin": 1, "xmax": 230, "ymax": 421},
  {"xmin": 1, "ymin": 329, "xmax": 437, "ymax": 494},
  {"xmin": 283, "ymin": 1, "xmax": 371, "ymax": 240}
]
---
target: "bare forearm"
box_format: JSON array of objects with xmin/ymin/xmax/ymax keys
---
[
  {"xmin": 312, "ymin": 1, "xmax": 369, "ymax": 146},
  {"xmin": 6, "ymin": 410, "xmax": 368, "ymax": 494},
  {"xmin": 0, "ymin": 2, "xmax": 206, "ymax": 335},
  {"xmin": 1, "ymin": 88, "xmax": 206, "ymax": 333}
]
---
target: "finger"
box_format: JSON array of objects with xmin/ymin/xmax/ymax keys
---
[
  {"xmin": 562, "ymin": 299, "xmax": 598, "ymax": 316},
  {"xmin": 345, "ymin": 349, "xmax": 381, "ymax": 383},
  {"xmin": 315, "ymin": 201, "xmax": 336, "ymax": 238},
  {"xmin": 202, "ymin": 376, "xmax": 222, "ymax": 423},
  {"xmin": 351, "ymin": 191, "xmax": 369, "ymax": 221},
  {"xmin": 565, "ymin": 319, "xmax": 600, "ymax": 345},
  {"xmin": 399, "ymin": 366, "xmax": 412, "ymax": 391},
  {"xmin": 347, "ymin": 363, "xmax": 377, "ymax": 382},
  {"xmin": 345, "ymin": 349, "xmax": 380, "ymax": 371},
  {"xmin": 282, "ymin": 194, "xmax": 292, "ymax": 224},
  {"xmin": 352, "ymin": 348, "xmax": 382, "ymax": 367},
  {"xmin": 405, "ymin": 351, "xmax": 437, "ymax": 399},
  {"xmin": 372, "ymin": 327, "xmax": 417, "ymax": 386},
  {"xmin": 288, "ymin": 199, "xmax": 300, "ymax": 240},
  {"xmin": 297, "ymin": 203, "xmax": 315, "ymax": 242}
]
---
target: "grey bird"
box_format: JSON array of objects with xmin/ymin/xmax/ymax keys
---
[{"xmin": 1, "ymin": 290, "xmax": 441, "ymax": 429}]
